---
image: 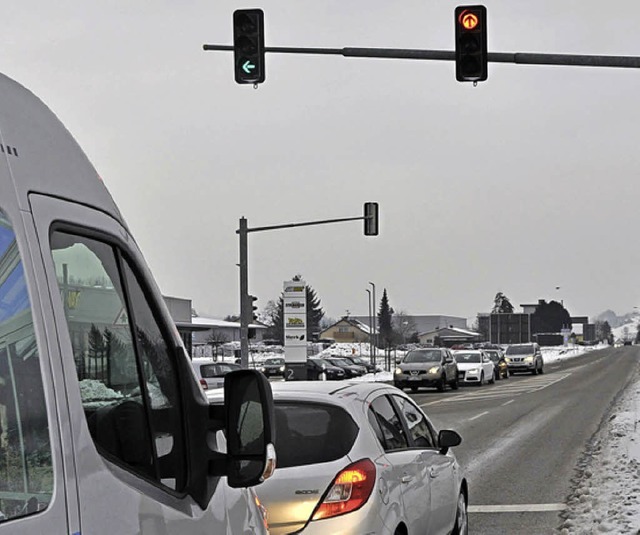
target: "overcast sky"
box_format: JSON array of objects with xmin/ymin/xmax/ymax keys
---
[{"xmin": 5, "ymin": 1, "xmax": 640, "ymax": 322}]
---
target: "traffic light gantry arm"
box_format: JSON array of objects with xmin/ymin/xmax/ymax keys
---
[{"xmin": 204, "ymin": 44, "xmax": 640, "ymax": 69}]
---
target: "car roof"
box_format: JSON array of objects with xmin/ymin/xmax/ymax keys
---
[{"xmin": 207, "ymin": 380, "xmax": 395, "ymax": 409}]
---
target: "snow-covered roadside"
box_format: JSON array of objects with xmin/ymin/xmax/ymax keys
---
[{"xmin": 557, "ymin": 364, "xmax": 640, "ymax": 534}]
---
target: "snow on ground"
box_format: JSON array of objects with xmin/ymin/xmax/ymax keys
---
[
  {"xmin": 612, "ymin": 315, "xmax": 640, "ymax": 343},
  {"xmin": 557, "ymin": 366, "xmax": 640, "ymax": 534}
]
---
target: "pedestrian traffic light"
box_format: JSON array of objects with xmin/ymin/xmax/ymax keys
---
[
  {"xmin": 455, "ymin": 5, "xmax": 488, "ymax": 82},
  {"xmin": 364, "ymin": 202, "xmax": 379, "ymax": 236},
  {"xmin": 233, "ymin": 9, "xmax": 265, "ymax": 84}
]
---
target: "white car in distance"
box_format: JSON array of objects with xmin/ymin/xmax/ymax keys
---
[{"xmin": 452, "ymin": 350, "xmax": 495, "ymax": 385}]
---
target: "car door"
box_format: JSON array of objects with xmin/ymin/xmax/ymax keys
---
[
  {"xmin": 369, "ymin": 394, "xmax": 432, "ymax": 534},
  {"xmin": 390, "ymin": 394, "xmax": 458, "ymax": 535},
  {"xmin": 29, "ymin": 195, "xmax": 234, "ymax": 533}
]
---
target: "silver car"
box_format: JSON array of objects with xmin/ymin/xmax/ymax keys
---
[{"xmin": 240, "ymin": 381, "xmax": 468, "ymax": 535}]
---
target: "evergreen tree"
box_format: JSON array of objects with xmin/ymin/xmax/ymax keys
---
[
  {"xmin": 378, "ymin": 289, "xmax": 394, "ymax": 348},
  {"xmin": 264, "ymin": 275, "xmax": 325, "ymax": 344},
  {"xmin": 492, "ymin": 292, "xmax": 514, "ymax": 313},
  {"xmin": 264, "ymin": 296, "xmax": 285, "ymax": 344}
]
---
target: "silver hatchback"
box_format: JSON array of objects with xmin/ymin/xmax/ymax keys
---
[{"xmin": 238, "ymin": 382, "xmax": 469, "ymax": 535}]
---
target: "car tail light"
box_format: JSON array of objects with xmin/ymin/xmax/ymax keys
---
[
  {"xmin": 311, "ymin": 458, "xmax": 376, "ymax": 521},
  {"xmin": 199, "ymin": 379, "xmax": 208, "ymax": 390}
]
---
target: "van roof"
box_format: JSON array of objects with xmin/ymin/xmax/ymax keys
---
[{"xmin": 0, "ymin": 73, "xmax": 124, "ymax": 223}]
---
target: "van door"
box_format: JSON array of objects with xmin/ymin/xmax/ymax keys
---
[
  {"xmin": 28, "ymin": 194, "xmax": 240, "ymax": 533},
  {"xmin": 0, "ymin": 193, "xmax": 74, "ymax": 532}
]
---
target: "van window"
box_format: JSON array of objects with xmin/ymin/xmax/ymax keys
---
[
  {"xmin": 0, "ymin": 212, "xmax": 53, "ymax": 523},
  {"xmin": 50, "ymin": 231, "xmax": 186, "ymax": 491}
]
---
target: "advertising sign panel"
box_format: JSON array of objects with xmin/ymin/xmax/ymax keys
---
[{"xmin": 283, "ymin": 280, "xmax": 307, "ymax": 379}]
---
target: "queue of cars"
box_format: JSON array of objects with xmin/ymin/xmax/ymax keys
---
[{"xmin": 393, "ymin": 343, "xmax": 544, "ymax": 392}]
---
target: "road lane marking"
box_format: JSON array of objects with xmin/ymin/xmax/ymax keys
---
[
  {"xmin": 468, "ymin": 411, "xmax": 489, "ymax": 421},
  {"xmin": 501, "ymin": 399, "xmax": 514, "ymax": 406},
  {"xmin": 469, "ymin": 503, "xmax": 566, "ymax": 513}
]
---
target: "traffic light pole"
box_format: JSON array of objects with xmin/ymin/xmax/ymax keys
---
[
  {"xmin": 237, "ymin": 209, "xmax": 377, "ymax": 368},
  {"xmin": 204, "ymin": 44, "xmax": 640, "ymax": 69}
]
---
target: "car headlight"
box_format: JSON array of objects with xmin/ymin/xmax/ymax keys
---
[
  {"xmin": 505, "ymin": 357, "xmax": 511, "ymax": 362},
  {"xmin": 468, "ymin": 368, "xmax": 479, "ymax": 374},
  {"xmin": 260, "ymin": 367, "xmax": 266, "ymax": 373},
  {"xmin": 279, "ymin": 366, "xmax": 285, "ymax": 372},
  {"xmin": 428, "ymin": 366, "xmax": 440, "ymax": 374},
  {"xmin": 395, "ymin": 367, "xmax": 403, "ymax": 375},
  {"xmin": 524, "ymin": 356, "xmax": 534, "ymax": 362}
]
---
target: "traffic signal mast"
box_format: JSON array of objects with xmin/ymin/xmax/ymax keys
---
[{"xmin": 206, "ymin": 5, "xmax": 640, "ymax": 85}]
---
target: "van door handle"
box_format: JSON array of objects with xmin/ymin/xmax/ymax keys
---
[
  {"xmin": 401, "ymin": 474, "xmax": 413, "ymax": 484},
  {"xmin": 429, "ymin": 468, "xmax": 437, "ymax": 478}
]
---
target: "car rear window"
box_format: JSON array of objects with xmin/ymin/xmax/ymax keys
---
[{"xmin": 274, "ymin": 402, "xmax": 358, "ymax": 468}]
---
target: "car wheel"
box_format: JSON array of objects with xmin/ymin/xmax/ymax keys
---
[
  {"xmin": 531, "ymin": 365, "xmax": 538, "ymax": 375},
  {"xmin": 450, "ymin": 377, "xmax": 460, "ymax": 390},
  {"xmin": 503, "ymin": 370, "xmax": 509, "ymax": 379},
  {"xmin": 478, "ymin": 373, "xmax": 484, "ymax": 386},
  {"xmin": 538, "ymin": 363, "xmax": 544, "ymax": 374},
  {"xmin": 489, "ymin": 373, "xmax": 495, "ymax": 385},
  {"xmin": 452, "ymin": 490, "xmax": 469, "ymax": 535},
  {"xmin": 495, "ymin": 370, "xmax": 500, "ymax": 381},
  {"xmin": 437, "ymin": 375, "xmax": 446, "ymax": 392}
]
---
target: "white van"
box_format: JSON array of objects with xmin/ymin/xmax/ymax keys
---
[{"xmin": 0, "ymin": 73, "xmax": 275, "ymax": 533}]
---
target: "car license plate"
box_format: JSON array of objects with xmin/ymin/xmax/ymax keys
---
[{"xmin": 409, "ymin": 376, "xmax": 421, "ymax": 381}]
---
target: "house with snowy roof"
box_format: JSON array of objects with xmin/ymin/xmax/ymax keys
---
[{"xmin": 319, "ymin": 316, "xmax": 371, "ymax": 343}]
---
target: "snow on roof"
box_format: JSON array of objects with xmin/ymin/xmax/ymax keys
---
[{"xmin": 191, "ymin": 316, "xmax": 266, "ymax": 329}]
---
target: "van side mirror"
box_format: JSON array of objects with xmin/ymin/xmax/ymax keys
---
[{"xmin": 224, "ymin": 370, "xmax": 276, "ymax": 488}]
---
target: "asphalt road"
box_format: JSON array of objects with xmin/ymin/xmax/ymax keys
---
[{"xmin": 407, "ymin": 345, "xmax": 640, "ymax": 534}]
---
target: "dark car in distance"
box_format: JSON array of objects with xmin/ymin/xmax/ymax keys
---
[
  {"xmin": 323, "ymin": 357, "xmax": 367, "ymax": 378},
  {"xmin": 307, "ymin": 358, "xmax": 346, "ymax": 380},
  {"xmin": 260, "ymin": 357, "xmax": 286, "ymax": 377},
  {"xmin": 341, "ymin": 355, "xmax": 379, "ymax": 373}
]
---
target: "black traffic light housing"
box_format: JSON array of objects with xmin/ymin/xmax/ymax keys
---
[
  {"xmin": 455, "ymin": 5, "xmax": 488, "ymax": 82},
  {"xmin": 248, "ymin": 294, "xmax": 259, "ymax": 322},
  {"xmin": 233, "ymin": 9, "xmax": 265, "ymax": 84},
  {"xmin": 364, "ymin": 202, "xmax": 379, "ymax": 236}
]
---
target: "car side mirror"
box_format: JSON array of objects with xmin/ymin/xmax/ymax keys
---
[
  {"xmin": 438, "ymin": 429, "xmax": 462, "ymax": 454},
  {"xmin": 223, "ymin": 370, "xmax": 276, "ymax": 488}
]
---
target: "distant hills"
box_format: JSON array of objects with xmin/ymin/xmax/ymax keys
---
[{"xmin": 594, "ymin": 309, "xmax": 639, "ymax": 329}]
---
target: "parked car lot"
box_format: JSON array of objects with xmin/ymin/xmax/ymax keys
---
[
  {"xmin": 452, "ymin": 350, "xmax": 495, "ymax": 385},
  {"xmin": 341, "ymin": 355, "xmax": 380, "ymax": 373},
  {"xmin": 323, "ymin": 356, "xmax": 367, "ymax": 378},
  {"xmin": 504, "ymin": 343, "xmax": 544, "ymax": 375},
  {"xmin": 208, "ymin": 381, "xmax": 467, "ymax": 535},
  {"xmin": 306, "ymin": 357, "xmax": 346, "ymax": 380},
  {"xmin": 395, "ymin": 347, "xmax": 460, "ymax": 392}
]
